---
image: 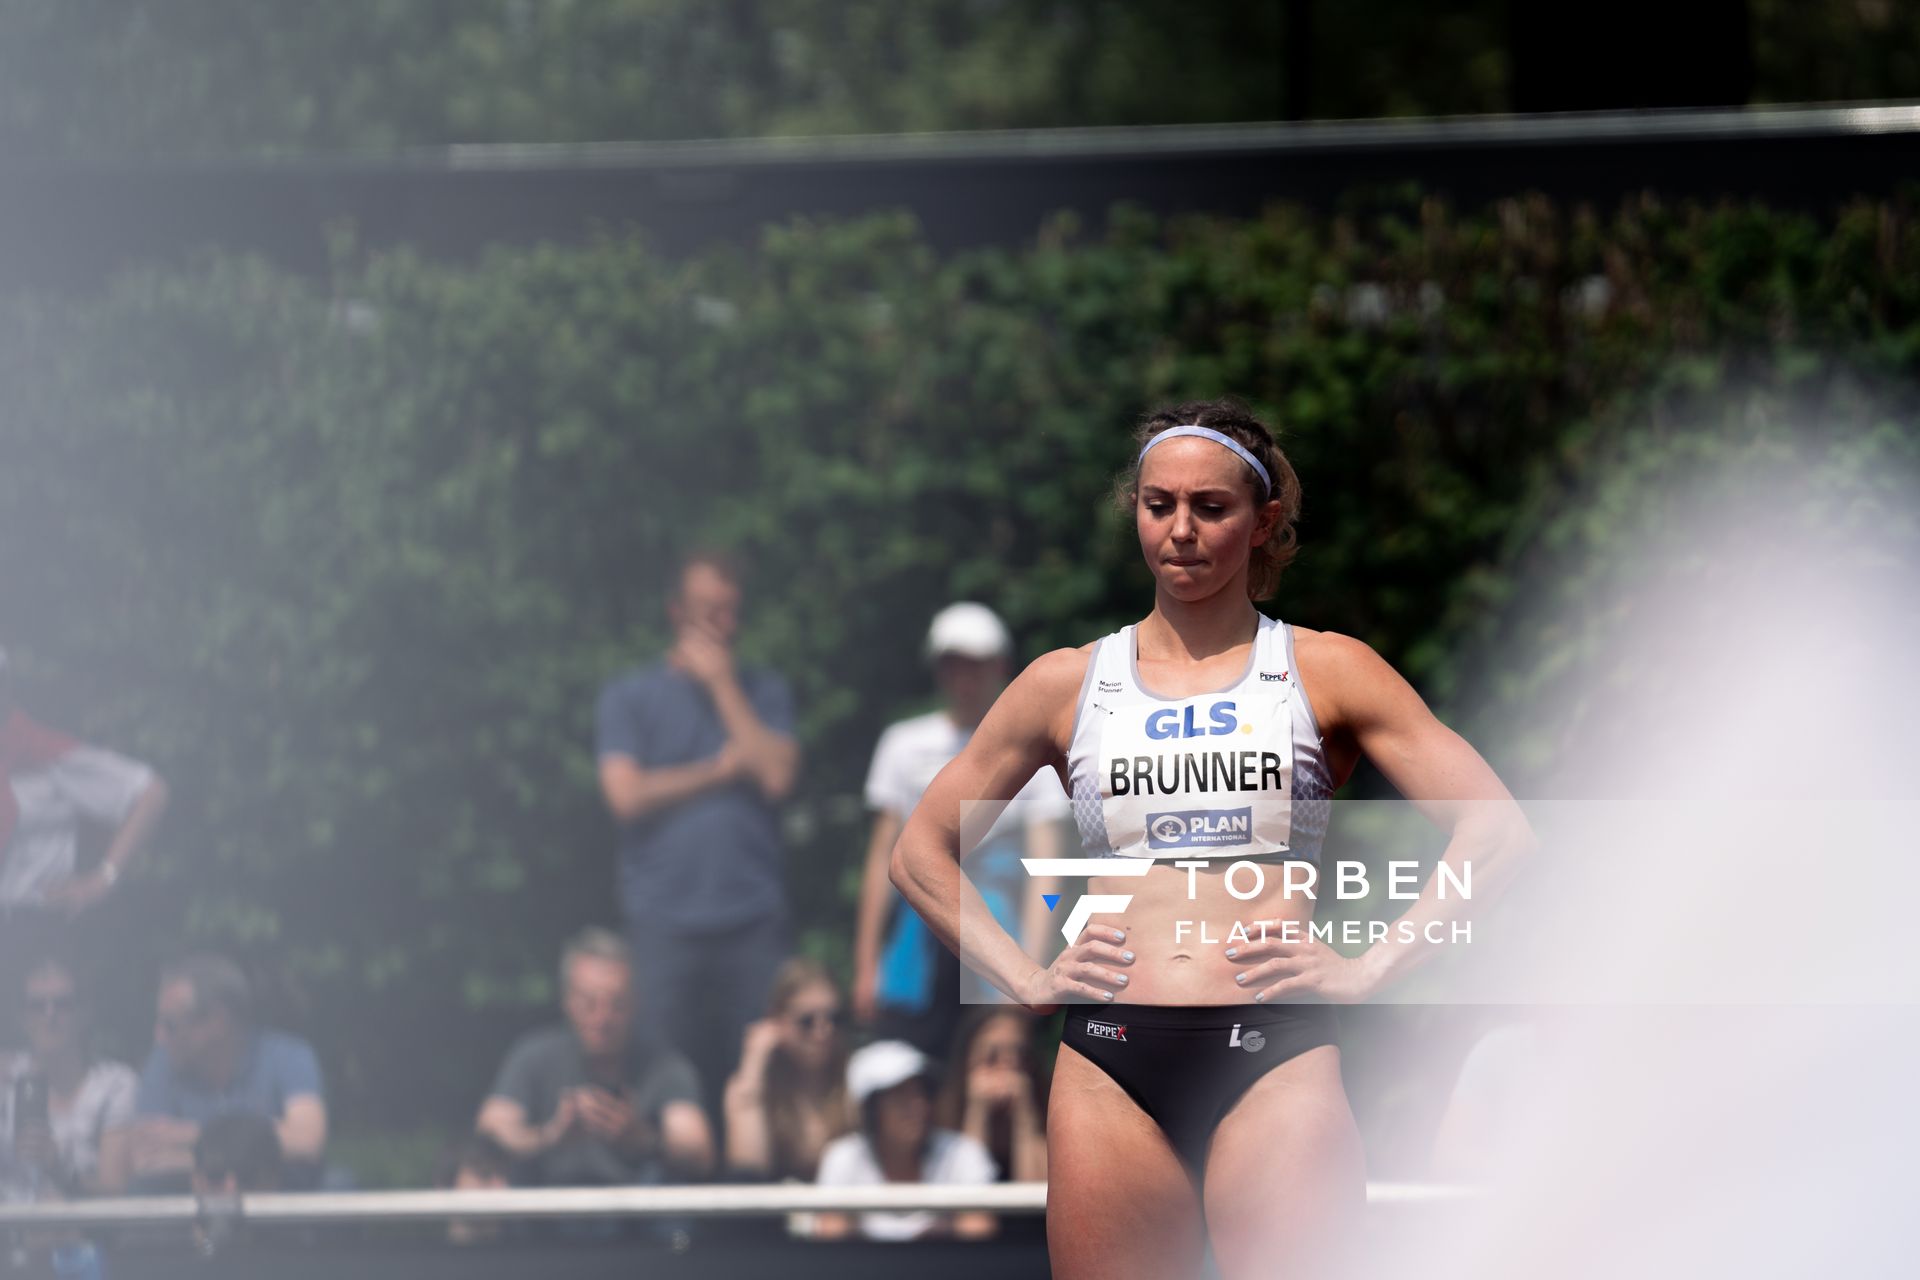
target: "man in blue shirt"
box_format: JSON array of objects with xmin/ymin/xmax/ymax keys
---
[
  {"xmin": 595, "ymin": 551, "xmax": 799, "ymax": 1126},
  {"xmin": 128, "ymin": 954, "xmax": 327, "ymax": 1192}
]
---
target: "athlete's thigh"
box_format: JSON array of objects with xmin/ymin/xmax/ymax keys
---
[
  {"xmin": 1047, "ymin": 1042, "xmax": 1208, "ymax": 1280},
  {"xmin": 1201, "ymin": 1045, "xmax": 1367, "ymax": 1280}
]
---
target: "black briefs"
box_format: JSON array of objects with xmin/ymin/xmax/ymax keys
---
[{"xmin": 1060, "ymin": 1001, "xmax": 1340, "ymax": 1176}]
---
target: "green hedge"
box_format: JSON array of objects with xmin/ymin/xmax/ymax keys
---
[{"xmin": 2, "ymin": 189, "xmax": 1916, "ymax": 1131}]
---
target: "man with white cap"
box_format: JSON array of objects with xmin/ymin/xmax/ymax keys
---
[
  {"xmin": 851, "ymin": 604, "xmax": 1067, "ymax": 1060},
  {"xmin": 812, "ymin": 1039, "xmax": 996, "ymax": 1241}
]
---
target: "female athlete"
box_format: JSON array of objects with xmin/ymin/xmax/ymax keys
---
[{"xmin": 889, "ymin": 399, "xmax": 1536, "ymax": 1279}]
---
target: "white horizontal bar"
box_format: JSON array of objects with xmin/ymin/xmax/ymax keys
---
[
  {"xmin": 428, "ymin": 103, "xmax": 1920, "ymax": 171},
  {"xmin": 1021, "ymin": 858, "xmax": 1152, "ymax": 876},
  {"xmin": 0, "ymin": 1180, "xmax": 1480, "ymax": 1229}
]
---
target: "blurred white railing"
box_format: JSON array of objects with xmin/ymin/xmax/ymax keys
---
[{"xmin": 0, "ymin": 1179, "xmax": 1479, "ymax": 1229}]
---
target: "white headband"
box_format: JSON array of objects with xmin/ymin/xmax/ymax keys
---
[{"xmin": 1137, "ymin": 424, "xmax": 1272, "ymax": 497}]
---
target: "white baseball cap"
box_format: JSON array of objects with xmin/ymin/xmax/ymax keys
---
[
  {"xmin": 846, "ymin": 1039, "xmax": 933, "ymax": 1106},
  {"xmin": 925, "ymin": 602, "xmax": 1011, "ymax": 661}
]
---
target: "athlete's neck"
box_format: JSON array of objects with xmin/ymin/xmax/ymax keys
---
[{"xmin": 1138, "ymin": 592, "xmax": 1262, "ymax": 665}]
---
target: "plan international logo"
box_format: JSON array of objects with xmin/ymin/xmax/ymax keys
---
[{"xmin": 1146, "ymin": 807, "xmax": 1253, "ymax": 849}]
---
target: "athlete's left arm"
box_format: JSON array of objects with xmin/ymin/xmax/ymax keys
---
[{"xmin": 1309, "ymin": 632, "xmax": 1538, "ymax": 996}]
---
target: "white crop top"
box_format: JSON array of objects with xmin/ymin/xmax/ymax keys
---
[{"xmin": 1066, "ymin": 613, "xmax": 1334, "ymax": 861}]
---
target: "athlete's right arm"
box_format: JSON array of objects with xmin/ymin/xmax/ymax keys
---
[{"xmin": 888, "ymin": 647, "xmax": 1126, "ymax": 1009}]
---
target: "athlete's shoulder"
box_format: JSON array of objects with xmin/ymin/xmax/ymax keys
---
[
  {"xmin": 1288, "ymin": 624, "xmax": 1379, "ymax": 668},
  {"xmin": 979, "ymin": 644, "xmax": 1097, "ymax": 746},
  {"xmin": 1014, "ymin": 642, "xmax": 1098, "ymax": 698},
  {"xmin": 1289, "ymin": 626, "xmax": 1425, "ymax": 727}
]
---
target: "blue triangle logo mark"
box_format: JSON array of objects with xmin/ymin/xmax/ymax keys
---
[{"xmin": 1042, "ymin": 894, "xmax": 1061, "ymax": 911}]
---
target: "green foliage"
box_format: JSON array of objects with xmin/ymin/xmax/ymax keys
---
[{"xmin": 2, "ymin": 189, "xmax": 1917, "ymax": 1130}]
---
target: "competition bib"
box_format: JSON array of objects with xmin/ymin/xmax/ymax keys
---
[{"xmin": 1094, "ymin": 688, "xmax": 1296, "ymax": 858}]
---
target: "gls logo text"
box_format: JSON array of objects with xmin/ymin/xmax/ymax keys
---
[{"xmin": 1145, "ymin": 700, "xmax": 1238, "ymax": 739}]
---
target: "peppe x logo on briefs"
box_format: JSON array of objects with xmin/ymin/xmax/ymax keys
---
[{"xmin": 1086, "ymin": 1020, "xmax": 1128, "ymax": 1042}]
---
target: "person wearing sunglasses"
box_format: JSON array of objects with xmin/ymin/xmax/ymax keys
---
[
  {"xmin": 0, "ymin": 951, "xmax": 138, "ymax": 1197},
  {"xmin": 812, "ymin": 1039, "xmax": 997, "ymax": 1241},
  {"xmin": 722, "ymin": 957, "xmax": 850, "ymax": 1182},
  {"xmin": 129, "ymin": 954, "xmax": 327, "ymax": 1193},
  {"xmin": 936, "ymin": 1008, "xmax": 1048, "ymax": 1183}
]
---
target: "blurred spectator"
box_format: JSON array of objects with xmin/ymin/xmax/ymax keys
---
[
  {"xmin": 595, "ymin": 551, "xmax": 800, "ymax": 1125},
  {"xmin": 0, "ymin": 644, "xmax": 169, "ymax": 990},
  {"xmin": 476, "ymin": 927, "xmax": 714, "ymax": 1186},
  {"xmin": 190, "ymin": 1111, "xmax": 282, "ymax": 1195},
  {"xmin": 853, "ymin": 603, "xmax": 1067, "ymax": 1060},
  {"xmin": 187, "ymin": 1112, "xmax": 283, "ymax": 1261},
  {"xmin": 936, "ymin": 1009, "xmax": 1047, "ymax": 1183},
  {"xmin": 813, "ymin": 1040, "xmax": 996, "ymax": 1242},
  {"xmin": 433, "ymin": 1134, "xmax": 514, "ymax": 1246},
  {"xmin": 0, "ymin": 950, "xmax": 137, "ymax": 1196},
  {"xmin": 129, "ymin": 955, "xmax": 326, "ymax": 1192},
  {"xmin": 434, "ymin": 1132, "xmax": 512, "ymax": 1192},
  {"xmin": 722, "ymin": 957, "xmax": 851, "ymax": 1182}
]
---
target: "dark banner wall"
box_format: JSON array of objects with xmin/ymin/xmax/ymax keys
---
[{"xmin": 4, "ymin": 110, "xmax": 1920, "ymax": 290}]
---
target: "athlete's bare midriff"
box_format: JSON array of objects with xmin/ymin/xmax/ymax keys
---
[{"xmin": 1087, "ymin": 857, "xmax": 1318, "ymax": 1005}]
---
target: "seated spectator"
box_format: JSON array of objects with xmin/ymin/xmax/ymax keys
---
[
  {"xmin": 187, "ymin": 1112, "xmax": 283, "ymax": 1259},
  {"xmin": 722, "ymin": 957, "xmax": 851, "ymax": 1182},
  {"xmin": 434, "ymin": 1134, "xmax": 514, "ymax": 1246},
  {"xmin": 435, "ymin": 1133, "xmax": 512, "ymax": 1193},
  {"xmin": 477, "ymin": 928, "xmax": 713, "ymax": 1186},
  {"xmin": 936, "ymin": 1009, "xmax": 1048, "ymax": 1183},
  {"xmin": 129, "ymin": 955, "xmax": 326, "ymax": 1192},
  {"xmin": 813, "ymin": 1040, "xmax": 996, "ymax": 1241},
  {"xmin": 191, "ymin": 1112, "xmax": 282, "ymax": 1195},
  {"xmin": 0, "ymin": 951, "xmax": 138, "ymax": 1196}
]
